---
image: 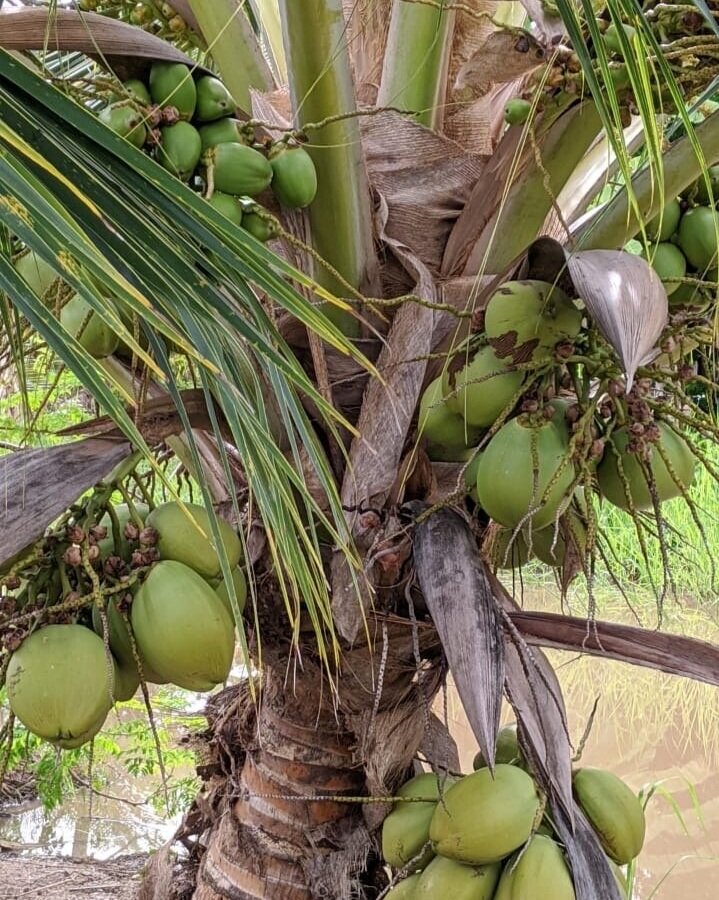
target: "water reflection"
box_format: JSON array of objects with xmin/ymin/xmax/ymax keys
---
[{"xmin": 0, "ymin": 788, "xmax": 178, "ymax": 859}]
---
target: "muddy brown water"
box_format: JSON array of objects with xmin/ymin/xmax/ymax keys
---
[{"xmin": 1, "ymin": 591, "xmax": 717, "ymax": 897}]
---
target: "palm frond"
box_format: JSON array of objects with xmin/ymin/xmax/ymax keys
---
[{"xmin": 0, "ymin": 48, "xmax": 369, "ymax": 656}]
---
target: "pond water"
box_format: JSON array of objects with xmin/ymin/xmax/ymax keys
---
[
  {"xmin": 0, "ymin": 591, "xmax": 717, "ymax": 897},
  {"xmin": 449, "ymin": 585, "xmax": 719, "ymax": 898}
]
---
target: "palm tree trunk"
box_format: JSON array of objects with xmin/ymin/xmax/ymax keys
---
[{"xmin": 190, "ymin": 611, "xmax": 444, "ymax": 900}]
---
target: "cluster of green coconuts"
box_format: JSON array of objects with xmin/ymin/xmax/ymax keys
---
[
  {"xmin": 98, "ymin": 61, "xmax": 318, "ymax": 229},
  {"xmin": 383, "ymin": 724, "xmax": 646, "ymax": 899},
  {"xmin": 418, "ymin": 279, "xmax": 697, "ymax": 570},
  {"xmin": 13, "ymin": 59, "xmax": 317, "ymax": 359},
  {"xmin": 4, "ymin": 501, "xmax": 246, "ymax": 750},
  {"xmin": 637, "ymin": 181, "xmax": 719, "ymax": 310}
]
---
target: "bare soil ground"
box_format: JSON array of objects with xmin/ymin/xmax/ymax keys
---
[{"xmin": 0, "ymin": 853, "xmax": 146, "ymax": 900}]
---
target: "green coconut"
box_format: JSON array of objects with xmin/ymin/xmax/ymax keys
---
[
  {"xmin": 131, "ymin": 560, "xmax": 235, "ymax": 691},
  {"xmin": 121, "ymin": 78, "xmax": 151, "ymax": 105},
  {"xmin": 206, "ymin": 192, "xmax": 244, "ymax": 226},
  {"xmin": 241, "ymin": 210, "xmax": 277, "ymax": 242},
  {"xmin": 60, "ymin": 294, "xmax": 119, "ymax": 358},
  {"xmin": 146, "ymin": 501, "xmax": 242, "ymax": 579},
  {"xmin": 7, "ymin": 625, "xmax": 113, "ymax": 745},
  {"xmin": 149, "ymin": 62, "xmax": 197, "ymax": 118},
  {"xmin": 195, "ymin": 75, "xmax": 236, "ymax": 121},
  {"xmin": 668, "ymin": 278, "xmax": 707, "ymax": 309},
  {"xmin": 112, "ymin": 657, "xmax": 140, "ymax": 703},
  {"xmin": 476, "ymin": 416, "xmax": 575, "ymax": 529},
  {"xmin": 414, "ymin": 856, "xmax": 500, "ymax": 899},
  {"xmin": 418, "ymin": 378, "xmax": 483, "ymax": 462},
  {"xmin": 678, "ymin": 205, "xmax": 719, "ymax": 271},
  {"xmin": 91, "ymin": 597, "xmax": 165, "ymax": 684},
  {"xmin": 493, "ymin": 862, "xmax": 514, "ymax": 900},
  {"xmin": 596, "ymin": 421, "xmax": 695, "ymax": 510},
  {"xmin": 464, "ymin": 452, "xmax": 482, "ymax": 502},
  {"xmin": 484, "ymin": 281, "xmax": 582, "ymax": 364},
  {"xmin": 208, "ymin": 143, "xmax": 273, "ymax": 197},
  {"xmin": 53, "ymin": 715, "xmax": 107, "ymax": 751},
  {"xmin": 214, "ymin": 566, "xmax": 248, "ymax": 618},
  {"xmin": 198, "ymin": 117, "xmax": 245, "ymax": 151},
  {"xmin": 603, "ymin": 22, "xmax": 636, "ymax": 56},
  {"xmin": 15, "ymin": 251, "xmax": 60, "ymax": 298},
  {"xmin": 573, "ymin": 767, "xmax": 646, "ymax": 864},
  {"xmin": 646, "ymin": 198, "xmax": 681, "ymax": 242},
  {"xmin": 495, "ymin": 835, "xmax": 575, "ymax": 899},
  {"xmin": 695, "ymin": 165, "xmax": 719, "ymax": 205},
  {"xmin": 644, "ymin": 242, "xmax": 686, "ymax": 295},
  {"xmin": 446, "ymin": 346, "xmax": 524, "ymax": 427},
  {"xmin": 386, "ymin": 874, "xmax": 421, "ymax": 899},
  {"xmin": 158, "ymin": 121, "xmax": 202, "ymax": 181},
  {"xmin": 473, "ymin": 723, "xmax": 523, "ymax": 770},
  {"xmin": 382, "ymin": 772, "xmax": 453, "ymax": 869},
  {"xmin": 531, "ymin": 510, "xmax": 587, "ymax": 568},
  {"xmin": 608, "ymin": 64, "xmax": 631, "ymax": 92},
  {"xmin": 98, "ymin": 502, "xmax": 149, "ymax": 559},
  {"xmin": 429, "ymin": 765, "xmax": 540, "ymax": 865},
  {"xmin": 504, "ymin": 99, "xmax": 531, "ymax": 126},
  {"xmin": 483, "ymin": 527, "xmax": 534, "ymax": 571},
  {"xmin": 99, "ymin": 104, "xmax": 146, "ymax": 149},
  {"xmin": 269, "ymin": 145, "xmax": 318, "ymax": 209}
]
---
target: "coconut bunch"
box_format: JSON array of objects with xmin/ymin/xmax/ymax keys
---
[
  {"xmin": 78, "ymin": 1, "xmax": 195, "ymax": 47},
  {"xmin": 97, "ymin": 61, "xmax": 317, "ymax": 237},
  {"xmin": 382, "ymin": 724, "xmax": 645, "ymax": 898},
  {"xmin": 11, "ymin": 58, "xmax": 318, "ymax": 360},
  {"xmin": 639, "ymin": 188, "xmax": 719, "ymax": 310},
  {"xmin": 418, "ymin": 272, "xmax": 712, "ymax": 585},
  {"xmin": 1, "ymin": 495, "xmax": 245, "ymax": 750}
]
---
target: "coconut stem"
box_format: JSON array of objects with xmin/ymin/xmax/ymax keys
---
[
  {"xmin": 185, "ymin": 0, "xmax": 275, "ymax": 112},
  {"xmin": 278, "ymin": 0, "xmax": 380, "ymax": 333},
  {"xmin": 579, "ymin": 109, "xmax": 719, "ymax": 249},
  {"xmin": 377, "ymin": 0, "xmax": 456, "ymax": 130}
]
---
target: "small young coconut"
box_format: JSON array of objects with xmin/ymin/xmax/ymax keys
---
[{"xmin": 504, "ymin": 98, "xmax": 532, "ymax": 126}]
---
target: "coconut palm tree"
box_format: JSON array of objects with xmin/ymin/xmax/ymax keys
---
[{"xmin": 2, "ymin": 2, "xmax": 719, "ymax": 899}]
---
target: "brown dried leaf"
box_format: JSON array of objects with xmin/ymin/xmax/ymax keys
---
[
  {"xmin": 566, "ymin": 249, "xmax": 669, "ymax": 389},
  {"xmin": 455, "ymin": 31, "xmax": 546, "ymax": 94},
  {"xmin": 363, "ymin": 112, "xmax": 484, "ymax": 274},
  {"xmin": 331, "ymin": 197, "xmax": 438, "ymax": 641},
  {"xmin": 342, "ymin": 0, "xmax": 392, "ymax": 105},
  {"xmin": 0, "ymin": 9, "xmax": 203, "ymax": 78},
  {"xmin": 0, "ymin": 437, "xmax": 130, "ymax": 572},
  {"xmin": 552, "ymin": 804, "xmax": 624, "ymax": 900},
  {"xmin": 510, "ymin": 608, "xmax": 719, "ymax": 686},
  {"xmin": 493, "ymin": 577, "xmax": 575, "ymax": 821},
  {"xmin": 448, "ymin": 0, "xmax": 500, "ymax": 98},
  {"xmin": 447, "ymin": 78, "xmax": 532, "ymax": 154},
  {"xmin": 412, "ymin": 505, "xmax": 503, "ymax": 771},
  {"xmin": 441, "ymin": 124, "xmax": 526, "ymax": 276},
  {"xmin": 57, "ymin": 388, "xmax": 219, "ymax": 443},
  {"xmin": 498, "ymin": 584, "xmax": 622, "ymax": 897}
]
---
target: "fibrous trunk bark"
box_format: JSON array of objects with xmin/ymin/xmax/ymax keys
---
[{"xmin": 182, "ymin": 608, "xmax": 444, "ymax": 900}]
